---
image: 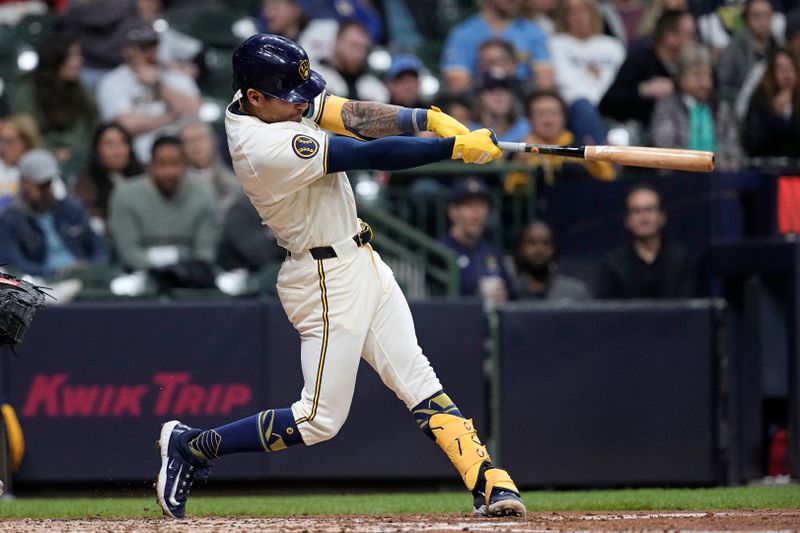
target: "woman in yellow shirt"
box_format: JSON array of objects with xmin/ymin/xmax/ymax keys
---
[{"xmin": 506, "ymin": 90, "xmax": 615, "ymax": 193}]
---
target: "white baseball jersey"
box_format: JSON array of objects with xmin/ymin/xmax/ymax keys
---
[
  {"xmin": 225, "ymin": 93, "xmax": 442, "ymax": 445},
  {"xmin": 225, "ymin": 92, "xmax": 359, "ymax": 253}
]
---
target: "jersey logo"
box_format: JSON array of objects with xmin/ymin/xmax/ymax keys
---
[
  {"xmin": 292, "ymin": 134, "xmax": 319, "ymax": 159},
  {"xmin": 298, "ymin": 59, "xmax": 310, "ymax": 81}
]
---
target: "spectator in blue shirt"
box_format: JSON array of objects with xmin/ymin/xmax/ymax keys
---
[
  {"xmin": 470, "ymin": 71, "xmax": 531, "ymax": 143},
  {"xmin": 0, "ymin": 149, "xmax": 109, "ymax": 278},
  {"xmin": 441, "ymin": 0, "xmax": 553, "ymax": 94},
  {"xmin": 439, "ymin": 177, "xmax": 516, "ymax": 306}
]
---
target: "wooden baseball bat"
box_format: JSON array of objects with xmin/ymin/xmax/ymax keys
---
[{"xmin": 497, "ymin": 142, "xmax": 715, "ymax": 173}]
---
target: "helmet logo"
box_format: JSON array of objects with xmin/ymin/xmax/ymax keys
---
[
  {"xmin": 298, "ymin": 59, "xmax": 310, "ymax": 81},
  {"xmin": 292, "ymin": 134, "xmax": 319, "ymax": 159}
]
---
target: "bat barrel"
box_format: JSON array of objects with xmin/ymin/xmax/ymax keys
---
[
  {"xmin": 498, "ymin": 142, "xmax": 715, "ymax": 172},
  {"xmin": 585, "ymin": 145, "xmax": 715, "ymax": 172}
]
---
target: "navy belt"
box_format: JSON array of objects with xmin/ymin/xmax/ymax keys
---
[{"xmin": 295, "ymin": 224, "xmax": 373, "ymax": 260}]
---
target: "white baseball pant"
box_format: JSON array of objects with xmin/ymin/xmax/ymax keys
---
[{"xmin": 277, "ymin": 238, "xmax": 443, "ymax": 445}]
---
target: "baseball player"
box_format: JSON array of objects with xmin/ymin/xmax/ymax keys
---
[{"xmin": 155, "ymin": 34, "xmax": 525, "ymax": 520}]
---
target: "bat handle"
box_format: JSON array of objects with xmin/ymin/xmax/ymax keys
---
[{"xmin": 497, "ymin": 141, "xmax": 535, "ymax": 153}]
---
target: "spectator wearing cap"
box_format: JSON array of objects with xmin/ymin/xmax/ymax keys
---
[
  {"xmin": 505, "ymin": 90, "xmax": 614, "ymax": 194},
  {"xmin": 96, "ymin": 23, "xmax": 201, "ymax": 163},
  {"xmin": 385, "ymin": 54, "xmax": 427, "ymax": 109},
  {"xmin": 312, "ymin": 20, "xmax": 389, "ymax": 102},
  {"xmin": 439, "ymin": 177, "xmax": 515, "ymax": 306},
  {"xmin": 441, "ymin": 0, "xmax": 552, "ymax": 95},
  {"xmin": 470, "ymin": 71, "xmax": 530, "ymax": 143},
  {"xmin": 0, "ymin": 149, "xmax": 109, "ymax": 278}
]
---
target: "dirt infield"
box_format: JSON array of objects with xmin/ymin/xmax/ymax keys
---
[{"xmin": 2, "ymin": 510, "xmax": 799, "ymax": 532}]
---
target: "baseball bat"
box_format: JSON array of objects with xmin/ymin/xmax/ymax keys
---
[{"xmin": 497, "ymin": 142, "xmax": 715, "ymax": 173}]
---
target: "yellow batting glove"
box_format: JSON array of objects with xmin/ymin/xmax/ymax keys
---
[
  {"xmin": 452, "ymin": 128, "xmax": 503, "ymax": 164},
  {"xmin": 427, "ymin": 106, "xmax": 470, "ymax": 137}
]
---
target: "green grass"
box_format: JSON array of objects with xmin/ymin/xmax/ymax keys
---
[{"xmin": 0, "ymin": 485, "xmax": 798, "ymax": 519}]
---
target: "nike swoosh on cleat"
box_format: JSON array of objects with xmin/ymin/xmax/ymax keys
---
[{"xmin": 168, "ymin": 465, "xmax": 183, "ymax": 507}]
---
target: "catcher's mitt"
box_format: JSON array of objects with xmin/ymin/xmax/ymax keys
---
[{"xmin": 0, "ymin": 272, "xmax": 46, "ymax": 347}]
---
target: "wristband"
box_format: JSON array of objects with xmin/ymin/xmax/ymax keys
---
[{"xmin": 397, "ymin": 108, "xmax": 428, "ymax": 134}]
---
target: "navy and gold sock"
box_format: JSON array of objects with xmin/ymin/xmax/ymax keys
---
[
  {"xmin": 187, "ymin": 408, "xmax": 302, "ymax": 461},
  {"xmin": 412, "ymin": 391, "xmax": 463, "ymax": 440}
]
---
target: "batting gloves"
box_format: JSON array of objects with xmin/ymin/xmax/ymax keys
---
[
  {"xmin": 452, "ymin": 128, "xmax": 502, "ymax": 164},
  {"xmin": 427, "ymin": 106, "xmax": 470, "ymax": 137}
]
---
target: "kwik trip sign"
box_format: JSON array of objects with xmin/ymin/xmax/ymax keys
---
[{"xmin": 22, "ymin": 372, "xmax": 253, "ymax": 418}]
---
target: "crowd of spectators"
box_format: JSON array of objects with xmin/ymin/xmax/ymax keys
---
[{"xmin": 0, "ymin": 0, "xmax": 798, "ymax": 303}]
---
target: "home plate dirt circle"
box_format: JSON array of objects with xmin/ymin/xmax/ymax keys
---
[{"xmin": 3, "ymin": 510, "xmax": 799, "ymax": 532}]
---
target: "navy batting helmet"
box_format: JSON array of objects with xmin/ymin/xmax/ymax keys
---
[{"xmin": 233, "ymin": 33, "xmax": 326, "ymax": 104}]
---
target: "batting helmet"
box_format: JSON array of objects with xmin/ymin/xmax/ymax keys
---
[{"xmin": 233, "ymin": 33, "xmax": 326, "ymax": 104}]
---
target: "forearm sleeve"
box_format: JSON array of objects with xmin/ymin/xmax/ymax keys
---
[{"xmin": 327, "ymin": 135, "xmax": 454, "ymax": 174}]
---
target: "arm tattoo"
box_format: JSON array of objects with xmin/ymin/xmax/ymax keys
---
[{"xmin": 341, "ymin": 101, "xmax": 405, "ymax": 139}]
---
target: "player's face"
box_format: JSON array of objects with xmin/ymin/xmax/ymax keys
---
[
  {"xmin": 625, "ymin": 190, "xmax": 665, "ymax": 240},
  {"xmin": 680, "ymin": 63, "xmax": 713, "ymax": 102},
  {"xmin": 518, "ymin": 223, "xmax": 554, "ymax": 269},
  {"xmin": 149, "ymin": 144, "xmax": 186, "ymax": 197},
  {"xmin": 449, "ymin": 197, "xmax": 490, "ymax": 242},
  {"xmin": 246, "ymin": 89, "xmax": 309, "ymax": 123}
]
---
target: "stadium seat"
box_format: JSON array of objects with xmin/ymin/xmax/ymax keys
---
[
  {"xmin": 199, "ymin": 48, "xmax": 235, "ymax": 101},
  {"xmin": 166, "ymin": 7, "xmax": 253, "ymax": 50}
]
